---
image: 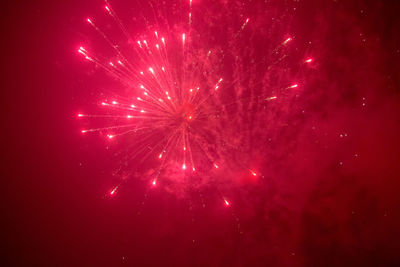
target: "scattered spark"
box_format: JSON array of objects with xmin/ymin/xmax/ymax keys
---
[
  {"xmin": 110, "ymin": 186, "xmax": 118, "ymax": 196},
  {"xmin": 224, "ymin": 198, "xmax": 230, "ymax": 206},
  {"xmin": 283, "ymin": 37, "xmax": 292, "ymax": 45}
]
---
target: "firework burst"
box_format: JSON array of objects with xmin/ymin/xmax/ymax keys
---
[{"xmin": 77, "ymin": 0, "xmax": 314, "ymax": 205}]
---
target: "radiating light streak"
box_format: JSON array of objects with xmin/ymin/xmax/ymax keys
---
[{"xmin": 77, "ymin": 0, "xmax": 312, "ymax": 202}]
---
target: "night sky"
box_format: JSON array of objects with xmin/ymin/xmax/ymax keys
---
[{"xmin": 3, "ymin": 0, "xmax": 400, "ymax": 266}]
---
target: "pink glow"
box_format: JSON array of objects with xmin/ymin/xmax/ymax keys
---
[
  {"xmin": 76, "ymin": 0, "xmax": 330, "ymax": 215},
  {"xmin": 70, "ymin": 2, "xmax": 400, "ymax": 263}
]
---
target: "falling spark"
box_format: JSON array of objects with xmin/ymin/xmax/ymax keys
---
[
  {"xmin": 283, "ymin": 37, "xmax": 292, "ymax": 45},
  {"xmin": 265, "ymin": 96, "xmax": 277, "ymax": 101},
  {"xmin": 110, "ymin": 186, "xmax": 118, "ymax": 196},
  {"xmin": 224, "ymin": 198, "xmax": 230, "ymax": 206}
]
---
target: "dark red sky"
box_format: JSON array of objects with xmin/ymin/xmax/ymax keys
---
[{"xmin": 3, "ymin": 0, "xmax": 400, "ymax": 266}]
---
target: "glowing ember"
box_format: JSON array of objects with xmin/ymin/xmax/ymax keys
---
[
  {"xmin": 110, "ymin": 186, "xmax": 118, "ymax": 196},
  {"xmin": 224, "ymin": 199, "xmax": 230, "ymax": 206}
]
